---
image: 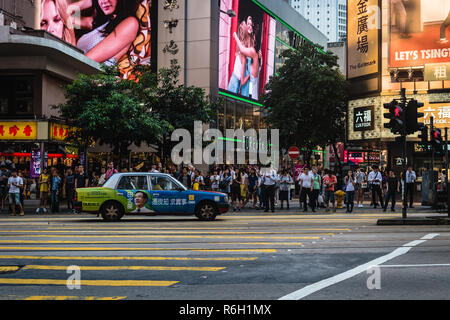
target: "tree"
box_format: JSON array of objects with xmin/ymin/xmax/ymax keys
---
[
  {"xmin": 55, "ymin": 65, "xmax": 169, "ymax": 169},
  {"xmin": 136, "ymin": 60, "xmax": 219, "ymax": 165},
  {"xmin": 261, "ymin": 41, "xmax": 348, "ymax": 168}
]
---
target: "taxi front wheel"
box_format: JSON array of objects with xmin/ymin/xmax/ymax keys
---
[
  {"xmin": 100, "ymin": 201, "xmax": 124, "ymax": 222},
  {"xmin": 195, "ymin": 201, "xmax": 217, "ymax": 221}
]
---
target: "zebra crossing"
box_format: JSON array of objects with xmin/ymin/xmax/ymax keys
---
[{"xmin": 0, "ymin": 213, "xmax": 399, "ymax": 299}]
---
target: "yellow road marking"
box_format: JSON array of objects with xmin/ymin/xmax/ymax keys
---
[
  {"xmin": 0, "ymin": 266, "xmax": 19, "ymax": 272},
  {"xmin": 16, "ymin": 226, "xmax": 350, "ymax": 231},
  {"xmin": 22, "ymin": 265, "xmax": 225, "ymax": 272},
  {"xmin": 0, "ymin": 234, "xmax": 323, "ymax": 240},
  {"xmin": 0, "ymin": 214, "xmax": 403, "ymax": 222},
  {"xmin": 0, "ymin": 255, "xmax": 258, "ymax": 261},
  {"xmin": 0, "ymin": 279, "xmax": 177, "ymax": 287},
  {"xmin": 25, "ymin": 295, "xmax": 126, "ymax": 300},
  {"xmin": 0, "ymin": 230, "xmax": 335, "ymax": 235},
  {"xmin": 0, "ymin": 247, "xmax": 277, "ymax": 253},
  {"xmin": 0, "ymin": 240, "xmax": 303, "ymax": 246}
]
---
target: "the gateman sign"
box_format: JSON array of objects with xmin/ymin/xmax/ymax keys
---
[{"xmin": 353, "ymin": 106, "xmax": 374, "ymax": 131}]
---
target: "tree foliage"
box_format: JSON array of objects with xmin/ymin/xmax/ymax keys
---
[
  {"xmin": 136, "ymin": 60, "xmax": 218, "ymax": 163},
  {"xmin": 55, "ymin": 61, "xmax": 217, "ymax": 167},
  {"xmin": 261, "ymin": 41, "xmax": 348, "ymax": 167}
]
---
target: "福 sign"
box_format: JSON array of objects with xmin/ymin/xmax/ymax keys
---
[{"xmin": 353, "ymin": 106, "xmax": 374, "ymax": 131}]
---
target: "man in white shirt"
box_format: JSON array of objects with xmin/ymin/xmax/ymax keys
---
[
  {"xmin": 405, "ymin": 166, "xmax": 417, "ymax": 208},
  {"xmin": 7, "ymin": 169, "xmax": 24, "ymax": 216},
  {"xmin": 299, "ymin": 167, "xmax": 315, "ymax": 212},
  {"xmin": 150, "ymin": 164, "xmax": 159, "ymax": 173},
  {"xmin": 210, "ymin": 170, "xmax": 220, "ymax": 191},
  {"xmin": 368, "ymin": 165, "xmax": 384, "ymax": 208},
  {"xmin": 262, "ymin": 166, "xmax": 278, "ymax": 212}
]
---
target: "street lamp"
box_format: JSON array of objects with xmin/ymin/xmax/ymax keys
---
[
  {"xmin": 218, "ymin": 0, "xmax": 236, "ymax": 17},
  {"xmin": 220, "ymin": 9, "xmax": 236, "ymax": 17}
]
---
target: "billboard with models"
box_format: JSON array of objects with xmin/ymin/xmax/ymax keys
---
[
  {"xmin": 219, "ymin": 0, "xmax": 277, "ymax": 102},
  {"xmin": 40, "ymin": 0, "xmax": 154, "ymax": 79}
]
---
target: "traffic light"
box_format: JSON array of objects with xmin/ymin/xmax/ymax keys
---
[
  {"xmin": 406, "ymin": 99, "xmax": 424, "ymax": 134},
  {"xmin": 383, "ymin": 99, "xmax": 405, "ymax": 134},
  {"xmin": 418, "ymin": 126, "xmax": 428, "ymax": 145},
  {"xmin": 431, "ymin": 128, "xmax": 444, "ymax": 156}
]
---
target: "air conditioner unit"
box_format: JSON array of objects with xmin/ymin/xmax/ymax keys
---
[{"xmin": 10, "ymin": 21, "xmax": 17, "ymax": 29}]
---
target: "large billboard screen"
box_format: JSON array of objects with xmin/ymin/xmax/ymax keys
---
[
  {"xmin": 390, "ymin": 0, "xmax": 450, "ymax": 68},
  {"xmin": 219, "ymin": 0, "xmax": 277, "ymax": 103},
  {"xmin": 39, "ymin": 0, "xmax": 153, "ymax": 79}
]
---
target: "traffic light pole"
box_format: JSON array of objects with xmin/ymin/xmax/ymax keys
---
[
  {"xmin": 446, "ymin": 128, "xmax": 449, "ymax": 217},
  {"xmin": 431, "ymin": 117, "xmax": 434, "ymax": 175},
  {"xmin": 401, "ymin": 88, "xmax": 408, "ymax": 219}
]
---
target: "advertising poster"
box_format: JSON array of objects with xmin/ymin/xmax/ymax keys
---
[
  {"xmin": 120, "ymin": 190, "xmax": 155, "ymax": 213},
  {"xmin": 390, "ymin": 0, "xmax": 450, "ymax": 68},
  {"xmin": 39, "ymin": 0, "xmax": 153, "ymax": 79},
  {"xmin": 30, "ymin": 149, "xmax": 42, "ymax": 179},
  {"xmin": 219, "ymin": 0, "xmax": 276, "ymax": 102},
  {"xmin": 347, "ymin": 0, "xmax": 380, "ymax": 78}
]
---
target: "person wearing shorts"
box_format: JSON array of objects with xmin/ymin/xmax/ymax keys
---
[
  {"xmin": 7, "ymin": 169, "xmax": 24, "ymax": 216},
  {"xmin": 323, "ymin": 169, "xmax": 337, "ymax": 212},
  {"xmin": 37, "ymin": 168, "xmax": 50, "ymax": 214},
  {"xmin": 355, "ymin": 168, "xmax": 366, "ymax": 208}
]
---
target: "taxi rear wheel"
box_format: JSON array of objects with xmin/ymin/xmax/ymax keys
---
[
  {"xmin": 195, "ymin": 201, "xmax": 217, "ymax": 221},
  {"xmin": 100, "ymin": 201, "xmax": 124, "ymax": 222}
]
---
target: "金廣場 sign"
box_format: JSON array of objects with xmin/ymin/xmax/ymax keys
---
[
  {"xmin": 353, "ymin": 106, "xmax": 374, "ymax": 131},
  {"xmin": 347, "ymin": 0, "xmax": 380, "ymax": 79}
]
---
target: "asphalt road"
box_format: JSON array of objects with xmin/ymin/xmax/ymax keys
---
[{"xmin": 0, "ymin": 207, "xmax": 449, "ymax": 300}]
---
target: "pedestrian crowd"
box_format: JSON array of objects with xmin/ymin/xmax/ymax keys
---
[{"xmin": 0, "ymin": 159, "xmax": 420, "ymax": 215}]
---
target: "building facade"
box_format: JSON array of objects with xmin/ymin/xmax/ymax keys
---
[
  {"xmin": 347, "ymin": 0, "xmax": 450, "ymax": 179},
  {"xmin": 289, "ymin": 0, "xmax": 347, "ymax": 42},
  {"xmin": 0, "ymin": 0, "xmax": 327, "ymax": 172}
]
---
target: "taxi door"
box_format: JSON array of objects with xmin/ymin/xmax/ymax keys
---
[{"xmin": 149, "ymin": 175, "xmax": 189, "ymax": 213}]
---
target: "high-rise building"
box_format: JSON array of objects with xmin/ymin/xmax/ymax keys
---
[{"xmin": 289, "ymin": 0, "xmax": 347, "ymax": 42}]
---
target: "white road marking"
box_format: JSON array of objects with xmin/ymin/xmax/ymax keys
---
[
  {"xmin": 380, "ymin": 264, "xmax": 450, "ymax": 268},
  {"xmin": 278, "ymin": 233, "xmax": 440, "ymax": 300},
  {"xmin": 421, "ymin": 233, "xmax": 440, "ymax": 240}
]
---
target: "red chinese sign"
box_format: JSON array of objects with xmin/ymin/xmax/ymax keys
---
[
  {"xmin": 50, "ymin": 123, "xmax": 72, "ymax": 141},
  {"xmin": 0, "ymin": 122, "xmax": 37, "ymax": 140}
]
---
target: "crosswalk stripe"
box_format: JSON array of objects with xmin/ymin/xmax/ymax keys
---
[
  {"xmin": 0, "ymin": 240, "xmax": 304, "ymax": 245},
  {"xmin": 0, "ymin": 215, "xmax": 400, "ymax": 223},
  {"xmin": 0, "ymin": 266, "xmax": 20, "ymax": 272},
  {"xmin": 0, "ymin": 279, "xmax": 178, "ymax": 287},
  {"xmin": 0, "ymin": 246, "xmax": 277, "ymax": 252},
  {"xmin": 0, "ymin": 230, "xmax": 335, "ymax": 235},
  {"xmin": 0, "ymin": 225, "xmax": 349, "ymax": 230},
  {"xmin": 0, "ymin": 234, "xmax": 323, "ymax": 240},
  {"xmin": 0, "ymin": 255, "xmax": 259, "ymax": 261},
  {"xmin": 24, "ymin": 295, "xmax": 127, "ymax": 300},
  {"xmin": 21, "ymin": 265, "xmax": 225, "ymax": 272}
]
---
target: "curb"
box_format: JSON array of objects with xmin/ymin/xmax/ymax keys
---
[{"xmin": 377, "ymin": 217, "xmax": 450, "ymax": 225}]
